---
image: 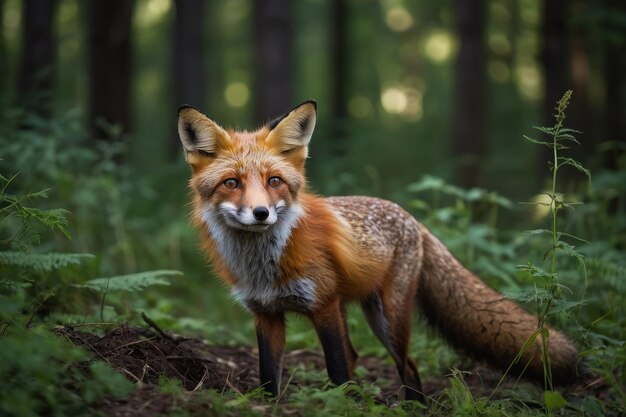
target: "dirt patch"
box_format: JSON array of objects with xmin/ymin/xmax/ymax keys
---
[
  {"xmin": 55, "ymin": 322, "xmax": 606, "ymax": 416},
  {"xmin": 55, "ymin": 322, "xmax": 425, "ymax": 415},
  {"xmin": 56, "ymin": 324, "xmax": 259, "ymax": 392}
]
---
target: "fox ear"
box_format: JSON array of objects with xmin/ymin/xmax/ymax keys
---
[
  {"xmin": 265, "ymin": 100, "xmax": 317, "ymax": 155},
  {"xmin": 177, "ymin": 105, "xmax": 231, "ymax": 159}
]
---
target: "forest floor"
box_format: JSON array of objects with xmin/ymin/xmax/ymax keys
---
[{"xmin": 54, "ymin": 323, "xmax": 609, "ymax": 417}]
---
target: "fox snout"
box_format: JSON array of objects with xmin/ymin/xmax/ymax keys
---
[{"xmin": 217, "ymin": 201, "xmax": 281, "ymax": 231}]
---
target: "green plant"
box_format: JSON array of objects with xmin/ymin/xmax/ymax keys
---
[
  {"xmin": 0, "ymin": 172, "xmax": 70, "ymax": 249},
  {"xmin": 438, "ymin": 369, "xmax": 516, "ymax": 417},
  {"xmin": 0, "ymin": 173, "xmax": 135, "ymax": 416},
  {"xmin": 0, "ymin": 325, "xmax": 133, "ymax": 417},
  {"xmin": 407, "ymin": 175, "xmax": 520, "ymax": 289},
  {"xmin": 403, "ymin": 92, "xmax": 625, "ymax": 415},
  {"xmin": 287, "ymin": 381, "xmax": 413, "ymax": 417},
  {"xmin": 502, "ymin": 91, "xmax": 589, "ymax": 410},
  {"xmin": 0, "ymin": 167, "xmax": 189, "ymax": 416},
  {"xmin": 75, "ymin": 269, "xmax": 183, "ymax": 320}
]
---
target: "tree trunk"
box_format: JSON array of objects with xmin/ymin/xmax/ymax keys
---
[
  {"xmin": 569, "ymin": 2, "xmax": 592, "ymax": 166},
  {"xmin": 87, "ymin": 0, "xmax": 133, "ymax": 144},
  {"xmin": 539, "ymin": 0, "xmax": 569, "ymax": 178},
  {"xmin": 253, "ymin": 0, "xmax": 293, "ymax": 123},
  {"xmin": 0, "ymin": 0, "xmax": 6, "ymax": 97},
  {"xmin": 604, "ymin": 0, "xmax": 626, "ymax": 170},
  {"xmin": 605, "ymin": 0, "xmax": 626, "ymax": 171},
  {"xmin": 452, "ymin": 0, "xmax": 486, "ymax": 188},
  {"xmin": 171, "ymin": 0, "xmax": 206, "ymax": 159},
  {"xmin": 504, "ymin": 0, "xmax": 519, "ymax": 69},
  {"xmin": 17, "ymin": 0, "xmax": 57, "ymax": 120},
  {"xmin": 330, "ymin": 0, "xmax": 348, "ymax": 154}
]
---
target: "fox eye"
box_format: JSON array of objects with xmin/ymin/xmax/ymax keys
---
[
  {"xmin": 223, "ymin": 178, "xmax": 239, "ymax": 190},
  {"xmin": 268, "ymin": 177, "xmax": 282, "ymax": 188}
]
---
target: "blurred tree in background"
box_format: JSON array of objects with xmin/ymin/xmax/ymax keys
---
[
  {"xmin": 253, "ymin": 0, "xmax": 293, "ymax": 122},
  {"xmin": 604, "ymin": 0, "xmax": 626, "ymax": 171},
  {"xmin": 330, "ymin": 0, "xmax": 349, "ymax": 154},
  {"xmin": 17, "ymin": 0, "xmax": 56, "ymax": 121},
  {"xmin": 2, "ymin": 0, "xmax": 623, "ymax": 195},
  {"xmin": 452, "ymin": 0, "xmax": 486, "ymax": 187},
  {"xmin": 171, "ymin": 0, "xmax": 205, "ymax": 158},
  {"xmin": 540, "ymin": 0, "xmax": 568, "ymax": 177},
  {"xmin": 87, "ymin": 0, "xmax": 132, "ymax": 147}
]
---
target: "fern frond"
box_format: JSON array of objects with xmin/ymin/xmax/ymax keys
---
[
  {"xmin": 74, "ymin": 270, "xmax": 183, "ymax": 292},
  {"xmin": 0, "ymin": 251, "xmax": 94, "ymax": 273},
  {"xmin": 1, "ymin": 170, "xmax": 71, "ymax": 243},
  {"xmin": 16, "ymin": 206, "xmax": 71, "ymax": 240}
]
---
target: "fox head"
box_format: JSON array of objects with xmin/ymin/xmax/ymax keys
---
[{"xmin": 177, "ymin": 100, "xmax": 316, "ymax": 232}]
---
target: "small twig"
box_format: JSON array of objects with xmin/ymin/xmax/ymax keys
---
[
  {"xmin": 65, "ymin": 322, "xmax": 117, "ymax": 328},
  {"xmin": 144, "ymin": 339, "xmax": 167, "ymax": 357},
  {"xmin": 139, "ymin": 363, "xmax": 150, "ymax": 383},
  {"xmin": 193, "ymin": 367, "xmax": 209, "ymax": 392},
  {"xmin": 165, "ymin": 355, "xmax": 214, "ymax": 363},
  {"xmin": 99, "ymin": 280, "xmax": 110, "ymax": 321},
  {"xmin": 141, "ymin": 312, "xmax": 177, "ymax": 342},
  {"xmin": 223, "ymin": 372, "xmax": 242, "ymax": 395},
  {"xmin": 220, "ymin": 372, "xmax": 231, "ymax": 394},
  {"xmin": 143, "ymin": 339, "xmax": 192, "ymax": 384},
  {"xmin": 276, "ymin": 369, "xmax": 298, "ymax": 403},
  {"xmin": 103, "ymin": 336, "xmax": 158, "ymax": 355},
  {"xmin": 119, "ymin": 366, "xmax": 143, "ymax": 383},
  {"xmin": 63, "ymin": 329, "xmax": 142, "ymax": 383}
]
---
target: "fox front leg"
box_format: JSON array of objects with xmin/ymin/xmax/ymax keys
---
[{"xmin": 254, "ymin": 311, "xmax": 286, "ymax": 396}]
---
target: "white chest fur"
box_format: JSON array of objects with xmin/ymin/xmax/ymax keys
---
[{"xmin": 202, "ymin": 204, "xmax": 317, "ymax": 312}]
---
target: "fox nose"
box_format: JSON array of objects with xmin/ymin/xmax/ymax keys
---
[{"xmin": 252, "ymin": 206, "xmax": 270, "ymax": 221}]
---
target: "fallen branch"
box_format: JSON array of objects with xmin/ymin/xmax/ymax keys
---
[{"xmin": 141, "ymin": 312, "xmax": 178, "ymax": 343}]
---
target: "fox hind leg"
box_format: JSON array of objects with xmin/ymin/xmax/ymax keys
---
[
  {"xmin": 341, "ymin": 303, "xmax": 359, "ymax": 375},
  {"xmin": 361, "ymin": 290, "xmax": 424, "ymax": 402}
]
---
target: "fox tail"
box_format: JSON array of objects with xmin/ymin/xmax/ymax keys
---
[{"xmin": 416, "ymin": 226, "xmax": 579, "ymax": 385}]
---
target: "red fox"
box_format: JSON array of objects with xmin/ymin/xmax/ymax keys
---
[{"xmin": 177, "ymin": 100, "xmax": 579, "ymax": 401}]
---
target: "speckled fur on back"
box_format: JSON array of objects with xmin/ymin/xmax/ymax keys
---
[{"xmin": 177, "ymin": 101, "xmax": 580, "ymax": 402}]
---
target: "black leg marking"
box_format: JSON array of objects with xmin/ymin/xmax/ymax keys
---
[
  {"xmin": 317, "ymin": 324, "xmax": 351, "ymax": 386},
  {"xmin": 361, "ymin": 292, "xmax": 425, "ymax": 402},
  {"xmin": 256, "ymin": 330, "xmax": 282, "ymax": 396}
]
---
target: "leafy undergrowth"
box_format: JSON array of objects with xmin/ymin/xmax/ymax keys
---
[{"xmin": 51, "ymin": 322, "xmax": 612, "ymax": 417}]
